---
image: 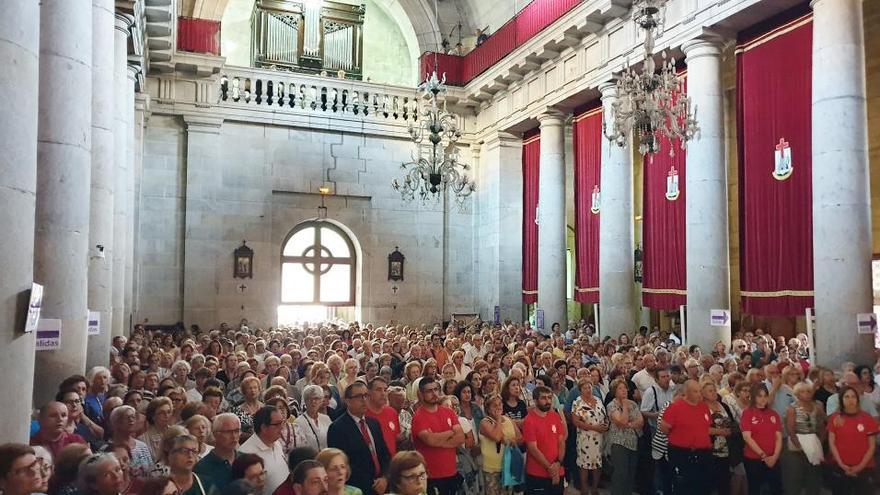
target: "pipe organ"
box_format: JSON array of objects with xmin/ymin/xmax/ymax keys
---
[{"xmin": 252, "ymin": 0, "xmax": 365, "ymax": 79}]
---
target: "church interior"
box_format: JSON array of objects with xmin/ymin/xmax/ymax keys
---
[{"xmin": 2, "ymin": 0, "xmax": 880, "ymax": 447}]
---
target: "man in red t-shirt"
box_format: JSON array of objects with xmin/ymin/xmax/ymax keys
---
[
  {"xmin": 411, "ymin": 377, "xmax": 465, "ymax": 495},
  {"xmin": 365, "ymin": 376, "xmax": 399, "ymax": 457},
  {"xmin": 522, "ymin": 385, "xmax": 566, "ymax": 495},
  {"xmin": 660, "ymin": 380, "xmax": 712, "ymax": 495},
  {"xmin": 29, "ymin": 402, "xmax": 87, "ymax": 459}
]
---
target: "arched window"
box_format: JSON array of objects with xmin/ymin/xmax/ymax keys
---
[{"xmin": 280, "ymin": 221, "xmax": 356, "ymax": 306}]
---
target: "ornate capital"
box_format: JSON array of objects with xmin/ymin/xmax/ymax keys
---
[{"xmin": 537, "ymin": 109, "xmax": 566, "ymax": 128}]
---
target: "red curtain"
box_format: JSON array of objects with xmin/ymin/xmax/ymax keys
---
[
  {"xmin": 522, "ymin": 130, "xmax": 541, "ymax": 304},
  {"xmin": 736, "ymin": 14, "xmax": 813, "ymax": 316},
  {"xmin": 419, "ymin": 53, "xmax": 464, "ymax": 86},
  {"xmin": 177, "ymin": 17, "xmax": 221, "ymax": 55},
  {"xmin": 463, "ymin": 22, "xmax": 517, "ymax": 81},
  {"xmin": 573, "ymin": 106, "xmax": 601, "ymax": 304},
  {"xmin": 515, "ymin": 0, "xmax": 580, "ymax": 44}
]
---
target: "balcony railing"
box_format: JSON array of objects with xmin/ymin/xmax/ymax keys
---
[
  {"xmin": 217, "ymin": 67, "xmax": 421, "ymax": 124},
  {"xmin": 419, "ymin": 0, "xmax": 582, "ymax": 86}
]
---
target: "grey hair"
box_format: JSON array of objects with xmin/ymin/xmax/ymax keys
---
[
  {"xmin": 109, "ymin": 405, "xmax": 136, "ymax": 425},
  {"xmin": 172, "ymin": 360, "xmax": 191, "ymax": 373},
  {"xmin": 302, "ymin": 384, "xmax": 324, "ymax": 403},
  {"xmin": 212, "ymin": 412, "xmax": 241, "ymax": 431},
  {"xmin": 86, "ymin": 366, "xmax": 110, "ymax": 383},
  {"xmin": 77, "ymin": 453, "xmax": 119, "ymax": 492}
]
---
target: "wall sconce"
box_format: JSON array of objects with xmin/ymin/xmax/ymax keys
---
[{"xmin": 317, "ymin": 186, "xmax": 330, "ymax": 219}]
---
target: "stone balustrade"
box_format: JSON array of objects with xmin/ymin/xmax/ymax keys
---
[{"xmin": 218, "ymin": 66, "xmax": 422, "ymax": 124}]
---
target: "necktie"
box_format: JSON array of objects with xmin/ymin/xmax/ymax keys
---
[{"xmin": 359, "ymin": 418, "xmax": 381, "ymax": 476}]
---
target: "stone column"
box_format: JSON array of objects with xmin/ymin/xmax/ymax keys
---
[
  {"xmin": 682, "ymin": 37, "xmax": 731, "ymax": 352},
  {"xmin": 0, "ymin": 0, "xmax": 39, "ymax": 442},
  {"xmin": 34, "ymin": 0, "xmax": 93, "ymax": 405},
  {"xmin": 111, "ymin": 14, "xmax": 132, "ymax": 337},
  {"xmin": 811, "ymin": 0, "xmax": 874, "ymax": 366},
  {"xmin": 131, "ymin": 93, "xmax": 150, "ymax": 324},
  {"xmin": 598, "ymin": 82, "xmax": 637, "ymax": 336},
  {"xmin": 86, "ymin": 0, "xmax": 116, "ymax": 369},
  {"xmin": 536, "ymin": 111, "xmax": 568, "ymax": 334},
  {"xmin": 478, "ymin": 133, "xmax": 523, "ymax": 323},
  {"xmin": 182, "ymin": 115, "xmax": 224, "ymax": 326},
  {"xmin": 123, "ymin": 65, "xmax": 138, "ymax": 332}
]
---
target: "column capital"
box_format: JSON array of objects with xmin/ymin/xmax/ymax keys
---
[
  {"xmin": 682, "ymin": 34, "xmax": 726, "ymax": 61},
  {"xmin": 484, "ymin": 131, "xmax": 521, "ymax": 151},
  {"xmin": 537, "ymin": 109, "xmax": 566, "ymax": 128},
  {"xmin": 126, "ymin": 64, "xmax": 140, "ymax": 82},
  {"xmin": 114, "ymin": 13, "xmax": 134, "ymax": 35},
  {"xmin": 183, "ymin": 115, "xmax": 224, "ymax": 134},
  {"xmin": 598, "ymin": 81, "xmax": 618, "ymax": 101}
]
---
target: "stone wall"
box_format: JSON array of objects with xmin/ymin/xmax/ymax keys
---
[{"xmin": 138, "ymin": 116, "xmax": 475, "ymax": 328}]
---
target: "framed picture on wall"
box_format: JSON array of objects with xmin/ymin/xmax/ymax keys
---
[
  {"xmin": 234, "ymin": 241, "xmax": 254, "ymax": 279},
  {"xmin": 388, "ymin": 247, "xmax": 405, "ymax": 281}
]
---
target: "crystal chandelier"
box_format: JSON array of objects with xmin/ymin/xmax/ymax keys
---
[
  {"xmin": 392, "ymin": 69, "xmax": 475, "ymax": 203},
  {"xmin": 603, "ymin": 0, "xmax": 698, "ymax": 156}
]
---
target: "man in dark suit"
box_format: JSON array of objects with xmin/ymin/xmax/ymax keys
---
[{"xmin": 327, "ymin": 382, "xmax": 390, "ymax": 495}]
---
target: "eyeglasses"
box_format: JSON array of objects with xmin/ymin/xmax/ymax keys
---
[
  {"xmin": 64, "ymin": 398, "xmax": 83, "ymax": 405},
  {"xmin": 12, "ymin": 460, "xmax": 41, "ymax": 478},
  {"xmin": 173, "ymin": 447, "xmax": 200, "ymax": 457},
  {"xmin": 348, "ymin": 393, "xmax": 369, "ymax": 401},
  {"xmin": 401, "ymin": 471, "xmax": 428, "ymax": 481},
  {"xmin": 216, "ymin": 428, "xmax": 242, "ymax": 435}
]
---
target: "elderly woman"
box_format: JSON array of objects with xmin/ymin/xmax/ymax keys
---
[
  {"xmin": 163, "ymin": 387, "xmax": 188, "ymax": 424},
  {"xmin": 57, "ymin": 389, "xmax": 103, "ymax": 448},
  {"xmin": 232, "ymin": 376, "xmax": 263, "ymax": 441},
  {"xmin": 479, "ymin": 394, "xmax": 521, "ymax": 495},
  {"xmin": 316, "ymin": 448, "xmax": 362, "ymax": 495},
  {"xmin": 783, "ymin": 382, "xmax": 825, "ymax": 495},
  {"xmin": 108, "ymin": 405, "xmax": 154, "ymax": 479},
  {"xmin": 139, "ymin": 397, "xmax": 173, "ymax": 463},
  {"xmin": 335, "ymin": 358, "xmax": 360, "ymax": 398},
  {"xmin": 85, "ymin": 366, "xmax": 111, "ymax": 424},
  {"xmin": 607, "ymin": 378, "xmax": 643, "ymax": 495},
  {"xmin": 107, "ymin": 442, "xmax": 145, "ymax": 495},
  {"xmin": 265, "ymin": 397, "xmax": 296, "ymax": 455},
  {"xmin": 571, "ymin": 377, "xmax": 607, "ymax": 495},
  {"xmin": 150, "ymin": 425, "xmax": 190, "ymax": 477},
  {"xmin": 170, "ymin": 361, "xmax": 194, "ymax": 391},
  {"xmin": 76, "ymin": 453, "xmax": 125, "ymax": 495},
  {"xmin": 230, "ymin": 454, "xmax": 266, "ymax": 495},
  {"xmin": 164, "ymin": 434, "xmax": 208, "ymax": 495},
  {"xmin": 386, "ymin": 451, "xmax": 428, "ymax": 495},
  {"xmin": 184, "ymin": 415, "xmax": 213, "ymax": 459},
  {"xmin": 293, "ymin": 384, "xmax": 332, "ymax": 451},
  {"xmin": 0, "ymin": 444, "xmax": 42, "ymax": 495}
]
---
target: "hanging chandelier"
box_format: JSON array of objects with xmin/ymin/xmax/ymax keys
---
[
  {"xmin": 391, "ymin": 69, "xmax": 475, "ymax": 203},
  {"xmin": 603, "ymin": 0, "xmax": 698, "ymax": 156}
]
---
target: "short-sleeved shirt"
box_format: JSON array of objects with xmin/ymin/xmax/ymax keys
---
[
  {"xmin": 522, "ymin": 411, "xmax": 565, "ymax": 479},
  {"xmin": 503, "ymin": 400, "xmax": 527, "ymax": 421},
  {"xmin": 827, "ymin": 411, "xmax": 880, "ymax": 467},
  {"xmin": 365, "ymin": 405, "xmax": 400, "ymax": 457},
  {"xmin": 740, "ymin": 407, "xmax": 781, "ymax": 460},
  {"xmin": 195, "ymin": 450, "xmax": 239, "ymax": 492},
  {"xmin": 30, "ymin": 431, "xmax": 87, "ymax": 460},
  {"xmin": 411, "ymin": 405, "xmax": 459, "ymax": 479},
  {"xmin": 663, "ymin": 399, "xmax": 712, "ymax": 449}
]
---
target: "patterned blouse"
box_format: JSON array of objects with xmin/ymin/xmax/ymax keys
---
[{"xmin": 606, "ymin": 398, "xmax": 642, "ymax": 451}]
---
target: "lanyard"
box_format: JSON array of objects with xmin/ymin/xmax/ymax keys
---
[{"xmin": 305, "ymin": 415, "xmax": 322, "ymax": 448}]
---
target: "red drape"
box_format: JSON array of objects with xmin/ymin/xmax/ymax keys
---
[
  {"xmin": 642, "ymin": 74, "xmax": 687, "ymax": 310},
  {"xmin": 515, "ymin": 0, "xmax": 580, "ymax": 44},
  {"xmin": 419, "ymin": 53, "xmax": 464, "ymax": 86},
  {"xmin": 522, "ymin": 131, "xmax": 541, "ymax": 304},
  {"xmin": 177, "ymin": 17, "xmax": 221, "ymax": 55},
  {"xmin": 573, "ymin": 106, "xmax": 601, "ymax": 304},
  {"xmin": 463, "ymin": 22, "xmax": 517, "ymax": 81},
  {"xmin": 736, "ymin": 14, "xmax": 814, "ymax": 316}
]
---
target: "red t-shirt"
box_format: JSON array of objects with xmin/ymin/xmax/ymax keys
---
[
  {"xmin": 30, "ymin": 431, "xmax": 87, "ymax": 460},
  {"xmin": 366, "ymin": 405, "xmax": 399, "ymax": 457},
  {"xmin": 827, "ymin": 411, "xmax": 880, "ymax": 467},
  {"xmin": 740, "ymin": 407, "xmax": 782, "ymax": 460},
  {"xmin": 663, "ymin": 399, "xmax": 712, "ymax": 449},
  {"xmin": 522, "ymin": 410, "xmax": 565, "ymax": 478},
  {"xmin": 411, "ymin": 405, "xmax": 458, "ymax": 479}
]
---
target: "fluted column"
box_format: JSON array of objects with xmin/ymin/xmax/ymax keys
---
[
  {"xmin": 34, "ymin": 0, "xmax": 93, "ymax": 405},
  {"xmin": 86, "ymin": 0, "xmax": 117, "ymax": 369},
  {"xmin": 0, "ymin": 0, "xmax": 39, "ymax": 441},
  {"xmin": 478, "ymin": 133, "xmax": 524, "ymax": 323},
  {"xmin": 131, "ymin": 93, "xmax": 150, "ymax": 324},
  {"xmin": 536, "ymin": 111, "xmax": 568, "ymax": 334},
  {"xmin": 598, "ymin": 82, "xmax": 637, "ymax": 336},
  {"xmin": 811, "ymin": 0, "xmax": 873, "ymax": 365},
  {"xmin": 682, "ymin": 37, "xmax": 731, "ymax": 351},
  {"xmin": 111, "ymin": 14, "xmax": 132, "ymax": 337}
]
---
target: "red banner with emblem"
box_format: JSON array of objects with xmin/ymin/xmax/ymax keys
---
[
  {"xmin": 573, "ymin": 105, "xmax": 601, "ymax": 304},
  {"xmin": 736, "ymin": 12, "xmax": 814, "ymax": 316},
  {"xmin": 642, "ymin": 75, "xmax": 688, "ymax": 310},
  {"xmin": 522, "ymin": 130, "xmax": 541, "ymax": 304}
]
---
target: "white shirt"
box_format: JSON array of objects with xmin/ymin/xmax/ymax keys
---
[
  {"xmin": 239, "ymin": 434, "xmax": 289, "ymax": 495},
  {"xmin": 186, "ymin": 388, "xmax": 203, "ymax": 403},
  {"xmin": 631, "ymin": 369, "xmax": 657, "ymax": 393},
  {"xmin": 293, "ymin": 412, "xmax": 332, "ymax": 452}
]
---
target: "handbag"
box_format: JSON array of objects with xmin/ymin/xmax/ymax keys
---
[{"xmin": 501, "ymin": 444, "xmax": 525, "ymax": 487}]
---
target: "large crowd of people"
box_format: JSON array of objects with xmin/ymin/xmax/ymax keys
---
[{"xmin": 2, "ymin": 318, "xmax": 880, "ymax": 495}]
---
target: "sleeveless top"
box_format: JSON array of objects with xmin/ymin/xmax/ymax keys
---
[{"xmin": 479, "ymin": 416, "xmax": 516, "ymax": 473}]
